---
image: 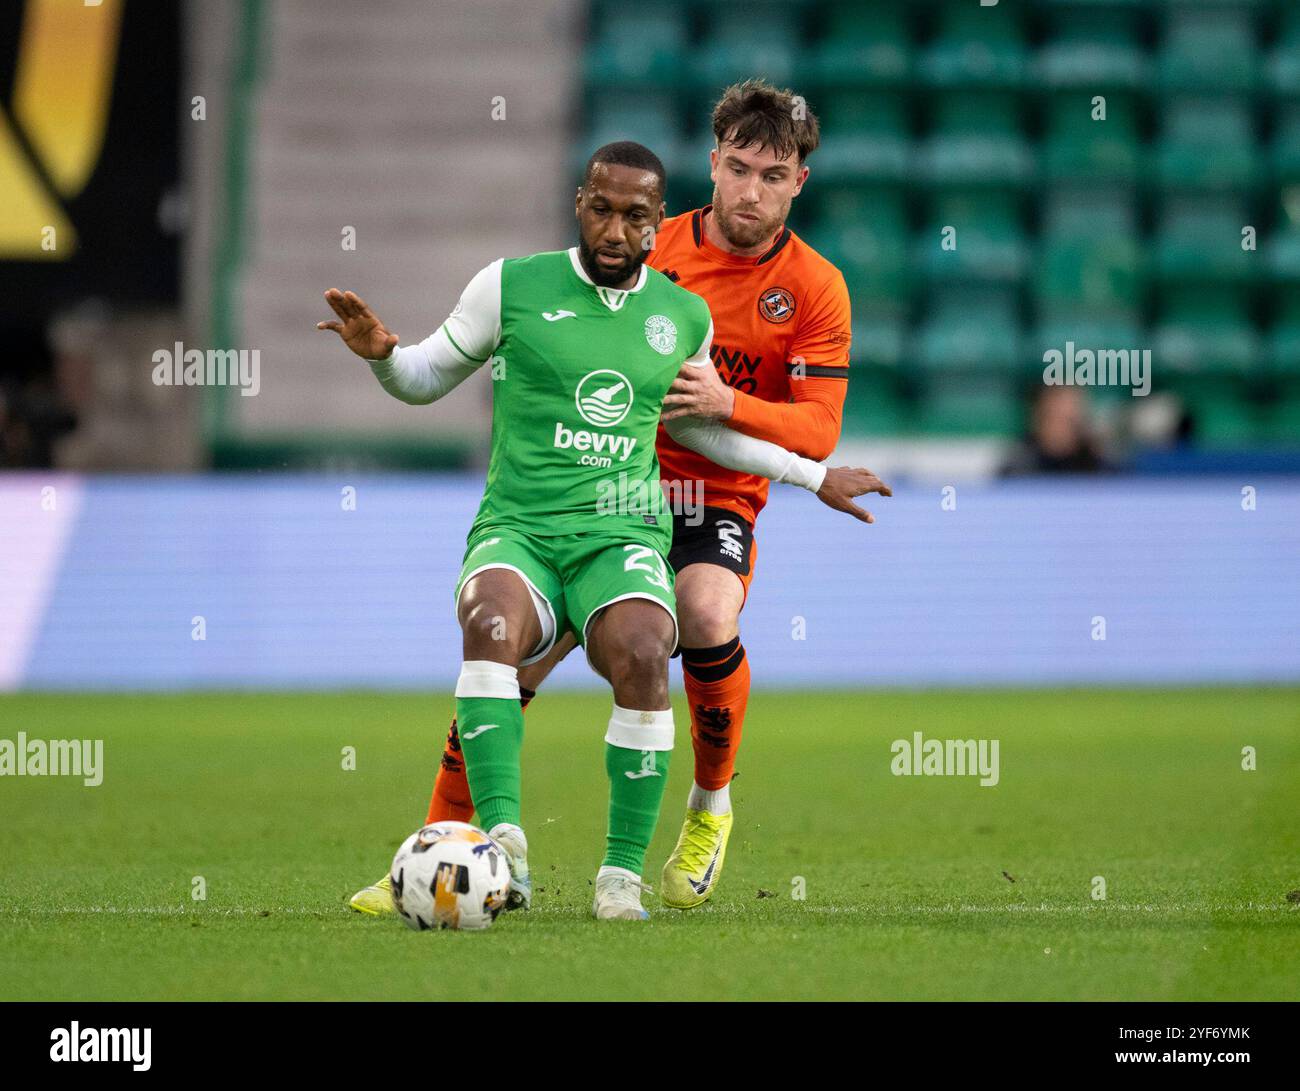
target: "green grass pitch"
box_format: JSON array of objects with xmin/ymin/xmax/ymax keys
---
[{"xmin": 1, "ymin": 688, "xmax": 1296, "ymax": 1001}]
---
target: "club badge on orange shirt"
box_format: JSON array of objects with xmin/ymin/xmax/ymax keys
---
[{"xmin": 758, "ymin": 287, "xmax": 795, "ymax": 324}]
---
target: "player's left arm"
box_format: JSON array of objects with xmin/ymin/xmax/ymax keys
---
[
  {"xmin": 660, "ymin": 273, "xmax": 850, "ymax": 461},
  {"xmin": 664, "ymin": 319, "xmax": 890, "ymax": 523}
]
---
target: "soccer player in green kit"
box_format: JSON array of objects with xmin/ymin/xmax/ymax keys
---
[{"xmin": 318, "ymin": 143, "xmax": 885, "ymax": 920}]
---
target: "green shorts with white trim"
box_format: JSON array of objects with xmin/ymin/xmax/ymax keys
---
[{"xmin": 455, "ymin": 526, "xmax": 677, "ymax": 657}]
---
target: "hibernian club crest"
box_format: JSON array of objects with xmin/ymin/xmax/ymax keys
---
[{"xmin": 644, "ymin": 314, "xmax": 677, "ymax": 355}]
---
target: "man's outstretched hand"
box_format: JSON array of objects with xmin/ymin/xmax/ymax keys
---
[
  {"xmin": 316, "ymin": 289, "xmax": 399, "ymax": 361},
  {"xmin": 816, "ymin": 466, "xmax": 892, "ymax": 524}
]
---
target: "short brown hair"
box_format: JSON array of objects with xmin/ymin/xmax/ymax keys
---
[{"xmin": 711, "ymin": 78, "xmax": 820, "ymax": 164}]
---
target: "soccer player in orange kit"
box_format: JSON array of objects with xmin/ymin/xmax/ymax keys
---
[{"xmin": 350, "ymin": 78, "xmax": 890, "ymax": 913}]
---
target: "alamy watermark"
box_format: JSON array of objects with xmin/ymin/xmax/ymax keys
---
[
  {"xmin": 0, "ymin": 733, "xmax": 103, "ymax": 786},
  {"xmin": 1043, "ymin": 341, "xmax": 1150, "ymax": 397},
  {"xmin": 891, "ymin": 731, "xmax": 999, "ymax": 787},
  {"xmin": 152, "ymin": 342, "xmax": 260, "ymax": 396},
  {"xmin": 595, "ymin": 473, "xmax": 704, "ymax": 527}
]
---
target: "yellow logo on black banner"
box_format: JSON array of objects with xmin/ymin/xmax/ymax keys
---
[{"xmin": 0, "ymin": 0, "xmax": 123, "ymax": 260}]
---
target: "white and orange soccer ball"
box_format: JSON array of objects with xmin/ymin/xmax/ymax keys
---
[{"xmin": 389, "ymin": 821, "xmax": 510, "ymax": 931}]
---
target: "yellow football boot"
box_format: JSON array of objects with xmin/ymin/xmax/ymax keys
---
[
  {"xmin": 348, "ymin": 873, "xmax": 395, "ymax": 915},
  {"xmin": 660, "ymin": 808, "xmax": 733, "ymax": 909}
]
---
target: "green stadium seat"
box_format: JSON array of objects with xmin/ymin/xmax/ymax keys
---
[
  {"xmin": 1267, "ymin": 294, "xmax": 1300, "ymax": 375},
  {"xmin": 917, "ymin": 376, "xmax": 1022, "ymax": 436},
  {"xmin": 805, "ymin": 0, "xmax": 910, "ymax": 89},
  {"xmin": 849, "ymin": 315, "xmax": 908, "ymax": 370},
  {"xmin": 583, "ymin": 1, "xmax": 689, "ymax": 89},
  {"xmin": 812, "ymin": 92, "xmax": 911, "ymax": 186},
  {"xmin": 1262, "ymin": 391, "xmax": 1300, "ymax": 445},
  {"xmin": 1036, "ymin": 189, "xmax": 1142, "ymax": 317},
  {"xmin": 916, "ymin": 2, "xmax": 1028, "ymax": 90},
  {"xmin": 1178, "ymin": 378, "xmax": 1262, "ymax": 447},
  {"xmin": 668, "ymin": 128, "xmax": 715, "ymax": 208},
  {"xmin": 1030, "ymin": 316, "xmax": 1146, "ymax": 379},
  {"xmin": 804, "ymin": 187, "xmax": 910, "ymax": 317},
  {"xmin": 692, "ymin": 1, "xmax": 799, "ymax": 90},
  {"xmin": 1268, "ymin": 226, "xmax": 1300, "ymax": 283},
  {"xmin": 1157, "ymin": 6, "xmax": 1260, "ymax": 94},
  {"xmin": 1153, "ymin": 97, "xmax": 1258, "ymax": 191},
  {"xmin": 1036, "ymin": 237, "xmax": 1143, "ymax": 316},
  {"xmin": 915, "ymin": 191, "xmax": 1029, "ymax": 285},
  {"xmin": 581, "ymin": 90, "xmax": 684, "ymax": 175},
  {"xmin": 1153, "ymin": 196, "xmax": 1254, "ymax": 285},
  {"xmin": 1268, "ymin": 7, "xmax": 1300, "ymax": 95},
  {"xmin": 915, "ymin": 286, "xmax": 1023, "ymax": 372},
  {"xmin": 916, "ymin": 94, "xmax": 1035, "ymax": 187},
  {"xmin": 1034, "ymin": 7, "xmax": 1146, "ymax": 90},
  {"xmin": 1273, "ymin": 103, "xmax": 1300, "ymax": 184},
  {"xmin": 1152, "ymin": 288, "xmax": 1261, "ymax": 374},
  {"xmin": 842, "ymin": 366, "xmax": 912, "ymax": 431},
  {"xmin": 1042, "ymin": 93, "xmax": 1140, "ymax": 183}
]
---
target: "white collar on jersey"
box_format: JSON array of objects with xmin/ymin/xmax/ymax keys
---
[{"xmin": 567, "ymin": 246, "xmax": 647, "ymax": 312}]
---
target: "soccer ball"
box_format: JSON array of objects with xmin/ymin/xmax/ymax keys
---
[{"xmin": 389, "ymin": 821, "xmax": 510, "ymax": 931}]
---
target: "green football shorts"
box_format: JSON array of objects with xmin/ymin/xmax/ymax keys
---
[{"xmin": 454, "ymin": 526, "xmax": 677, "ymax": 664}]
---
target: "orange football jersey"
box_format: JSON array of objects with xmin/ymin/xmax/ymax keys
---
[{"xmin": 649, "ymin": 206, "xmax": 852, "ymax": 525}]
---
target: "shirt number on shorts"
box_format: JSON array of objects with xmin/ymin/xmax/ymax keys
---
[{"xmin": 622, "ymin": 545, "xmax": 671, "ymax": 593}]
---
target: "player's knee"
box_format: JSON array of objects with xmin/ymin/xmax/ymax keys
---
[
  {"xmin": 606, "ymin": 627, "xmax": 672, "ymax": 682},
  {"xmin": 460, "ymin": 600, "xmax": 525, "ymax": 659},
  {"xmin": 678, "ymin": 598, "xmax": 740, "ymax": 648}
]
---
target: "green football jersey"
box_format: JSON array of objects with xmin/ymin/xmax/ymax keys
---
[{"xmin": 438, "ymin": 248, "xmax": 712, "ymax": 553}]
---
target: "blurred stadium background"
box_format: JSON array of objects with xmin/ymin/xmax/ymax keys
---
[{"xmin": 1, "ymin": 0, "xmax": 1297, "ymax": 690}]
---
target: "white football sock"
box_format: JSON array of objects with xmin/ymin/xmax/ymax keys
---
[{"xmin": 687, "ymin": 780, "xmax": 731, "ymax": 816}]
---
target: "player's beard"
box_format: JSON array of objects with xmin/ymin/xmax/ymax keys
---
[
  {"xmin": 577, "ymin": 237, "xmax": 648, "ymax": 288},
  {"xmin": 711, "ymin": 189, "xmax": 790, "ymax": 252}
]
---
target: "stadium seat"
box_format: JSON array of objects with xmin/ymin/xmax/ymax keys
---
[
  {"xmin": 1273, "ymin": 102, "xmax": 1300, "ymax": 184},
  {"xmin": 915, "ymin": 93, "xmax": 1035, "ymax": 188},
  {"xmin": 915, "ymin": 191, "xmax": 1029, "ymax": 286},
  {"xmin": 915, "ymin": 286, "xmax": 1023, "ymax": 373},
  {"xmin": 916, "ymin": 375, "xmax": 1022, "ymax": 436},
  {"xmin": 1034, "ymin": 7, "xmax": 1146, "ymax": 91},
  {"xmin": 1177, "ymin": 378, "xmax": 1262, "ymax": 446},
  {"xmin": 1269, "ymin": 224, "xmax": 1300, "ymax": 284},
  {"xmin": 1041, "ymin": 93, "xmax": 1140, "ymax": 183},
  {"xmin": 1268, "ymin": 6, "xmax": 1300, "ymax": 95},
  {"xmin": 1267, "ymin": 293, "xmax": 1300, "ymax": 375},
  {"xmin": 1157, "ymin": 5, "xmax": 1260, "ymax": 94},
  {"xmin": 804, "ymin": 187, "xmax": 910, "ymax": 317},
  {"xmin": 849, "ymin": 315, "xmax": 908, "ymax": 370},
  {"xmin": 583, "ymin": 1, "xmax": 689, "ymax": 89},
  {"xmin": 1030, "ymin": 315, "xmax": 1146, "ymax": 381},
  {"xmin": 1153, "ymin": 196, "xmax": 1254, "ymax": 285},
  {"xmin": 805, "ymin": 0, "xmax": 910, "ymax": 89},
  {"xmin": 1262, "ymin": 392, "xmax": 1300, "ymax": 444},
  {"xmin": 812, "ymin": 92, "xmax": 911, "ymax": 186},
  {"xmin": 581, "ymin": 89, "xmax": 684, "ymax": 175},
  {"xmin": 916, "ymin": 2, "xmax": 1028, "ymax": 90},
  {"xmin": 842, "ymin": 367, "xmax": 912, "ymax": 432},
  {"xmin": 1036, "ymin": 237, "xmax": 1143, "ymax": 319},
  {"xmin": 1153, "ymin": 97, "xmax": 1258, "ymax": 191},
  {"xmin": 1152, "ymin": 288, "xmax": 1261, "ymax": 374},
  {"xmin": 692, "ymin": 1, "xmax": 799, "ymax": 91}
]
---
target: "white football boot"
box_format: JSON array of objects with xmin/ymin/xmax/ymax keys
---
[
  {"xmin": 592, "ymin": 866, "xmax": 652, "ymax": 921},
  {"xmin": 488, "ymin": 823, "xmax": 532, "ymax": 910}
]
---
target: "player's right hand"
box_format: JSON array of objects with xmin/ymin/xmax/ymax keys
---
[
  {"xmin": 816, "ymin": 467, "xmax": 892, "ymax": 524},
  {"xmin": 316, "ymin": 289, "xmax": 400, "ymax": 361}
]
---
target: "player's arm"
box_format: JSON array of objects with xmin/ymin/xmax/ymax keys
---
[
  {"xmin": 660, "ymin": 274, "xmax": 850, "ymax": 461},
  {"xmin": 317, "ymin": 259, "xmax": 503, "ymax": 404},
  {"xmin": 664, "ymin": 323, "xmax": 890, "ymax": 524}
]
